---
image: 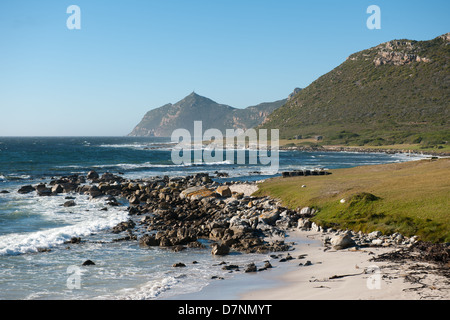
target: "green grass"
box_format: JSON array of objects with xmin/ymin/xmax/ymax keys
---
[{"xmin": 254, "ymin": 159, "xmax": 450, "ymax": 243}]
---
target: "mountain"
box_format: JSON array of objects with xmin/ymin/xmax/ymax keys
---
[
  {"xmin": 259, "ymin": 33, "xmax": 450, "ymax": 147},
  {"xmin": 128, "ymin": 92, "xmax": 287, "ymax": 137}
]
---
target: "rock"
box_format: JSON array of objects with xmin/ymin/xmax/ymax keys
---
[
  {"xmin": 0, "ymin": 190, "xmax": 10, "ymax": 194},
  {"xmin": 129, "ymin": 196, "xmax": 141, "ymax": 205},
  {"xmin": 244, "ymin": 263, "xmax": 258, "ymax": 273},
  {"xmin": 87, "ymin": 171, "xmax": 99, "ymax": 180},
  {"xmin": 368, "ymin": 231, "xmax": 382, "ymax": 240},
  {"xmin": 215, "ymin": 186, "xmax": 232, "ymax": 197},
  {"xmin": 37, "ymin": 187, "xmax": 53, "ymax": 197},
  {"xmin": 65, "ymin": 237, "xmax": 81, "ymax": 244},
  {"xmin": 297, "ymin": 218, "xmax": 312, "ymax": 230},
  {"xmin": 88, "ymin": 185, "xmax": 103, "ymax": 198},
  {"xmin": 259, "ymin": 209, "xmax": 280, "ymax": 225},
  {"xmin": 311, "ymin": 222, "xmax": 322, "ymax": 232},
  {"xmin": 180, "ymin": 186, "xmax": 215, "ymax": 200},
  {"xmin": 173, "ymin": 262, "xmax": 186, "ymax": 268},
  {"xmin": 100, "ymin": 172, "xmax": 116, "ymax": 182},
  {"xmin": 18, "ymin": 185, "xmax": 34, "ymax": 194},
  {"xmin": 62, "ymin": 182, "xmax": 79, "ymax": 193},
  {"xmin": 371, "ymin": 239, "xmax": 384, "ymax": 246},
  {"xmin": 51, "ymin": 184, "xmax": 64, "ymax": 194},
  {"xmin": 112, "ymin": 220, "xmax": 136, "ymax": 234},
  {"xmin": 331, "ymin": 234, "xmax": 356, "ymax": 250},
  {"xmin": 171, "ymin": 245, "xmax": 186, "ymax": 252},
  {"xmin": 139, "ymin": 234, "xmax": 160, "ymax": 247},
  {"xmin": 209, "ymin": 228, "xmax": 227, "ymax": 241},
  {"xmin": 222, "ymin": 264, "xmax": 240, "ymax": 271},
  {"xmin": 63, "ymin": 200, "xmax": 77, "ymax": 207},
  {"xmin": 82, "ymin": 260, "xmax": 95, "ymax": 266},
  {"xmin": 211, "ymin": 243, "xmax": 230, "ymax": 256},
  {"xmin": 299, "ymin": 207, "xmax": 312, "ymax": 216}
]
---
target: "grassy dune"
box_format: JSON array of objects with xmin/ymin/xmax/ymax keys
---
[{"xmin": 255, "ymin": 158, "xmax": 450, "ymax": 243}]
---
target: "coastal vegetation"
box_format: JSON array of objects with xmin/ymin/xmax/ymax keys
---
[{"xmin": 259, "ymin": 33, "xmax": 450, "ymax": 151}]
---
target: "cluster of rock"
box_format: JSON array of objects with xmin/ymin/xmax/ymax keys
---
[
  {"xmin": 15, "ymin": 171, "xmax": 302, "ymax": 256},
  {"xmin": 281, "ymin": 169, "xmax": 331, "ymax": 178},
  {"xmin": 129, "ymin": 175, "xmax": 300, "ymax": 255},
  {"xmin": 298, "ymin": 217, "xmax": 419, "ymax": 250}
]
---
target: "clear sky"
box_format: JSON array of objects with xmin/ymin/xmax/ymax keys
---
[{"xmin": 0, "ymin": 0, "xmax": 449, "ymax": 136}]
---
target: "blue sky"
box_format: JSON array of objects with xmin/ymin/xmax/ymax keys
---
[{"xmin": 0, "ymin": 0, "xmax": 449, "ymax": 136}]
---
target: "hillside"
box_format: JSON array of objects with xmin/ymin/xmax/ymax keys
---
[
  {"xmin": 128, "ymin": 92, "xmax": 287, "ymax": 137},
  {"xmin": 259, "ymin": 33, "xmax": 450, "ymax": 148}
]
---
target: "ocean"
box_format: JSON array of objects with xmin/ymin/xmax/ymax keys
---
[{"xmin": 0, "ymin": 137, "xmax": 426, "ymax": 300}]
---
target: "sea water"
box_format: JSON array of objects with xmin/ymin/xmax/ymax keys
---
[{"xmin": 0, "ymin": 137, "xmax": 426, "ymax": 300}]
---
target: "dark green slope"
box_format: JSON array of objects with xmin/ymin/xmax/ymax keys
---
[{"xmin": 260, "ymin": 33, "xmax": 450, "ymax": 147}]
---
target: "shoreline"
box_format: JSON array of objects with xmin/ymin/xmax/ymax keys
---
[
  {"xmin": 169, "ymin": 229, "xmax": 450, "ymax": 301},
  {"xmin": 240, "ymin": 230, "xmax": 450, "ymax": 300},
  {"xmin": 278, "ymin": 144, "xmax": 450, "ymax": 157}
]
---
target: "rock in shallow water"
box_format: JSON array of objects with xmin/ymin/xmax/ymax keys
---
[{"xmin": 211, "ymin": 243, "xmax": 230, "ymax": 256}]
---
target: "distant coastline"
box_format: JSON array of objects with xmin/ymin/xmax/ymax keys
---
[{"xmin": 279, "ymin": 144, "xmax": 450, "ymax": 157}]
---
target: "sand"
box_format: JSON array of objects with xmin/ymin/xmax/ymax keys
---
[
  {"xmin": 229, "ymin": 183, "xmax": 259, "ymax": 197},
  {"xmin": 240, "ymin": 230, "xmax": 450, "ymax": 300}
]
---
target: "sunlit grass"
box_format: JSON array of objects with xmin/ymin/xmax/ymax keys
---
[{"xmin": 255, "ymin": 158, "xmax": 450, "ymax": 242}]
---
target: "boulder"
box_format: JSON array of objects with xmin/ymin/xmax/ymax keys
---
[
  {"xmin": 180, "ymin": 186, "xmax": 216, "ymax": 200},
  {"xmin": 371, "ymin": 239, "xmax": 384, "ymax": 246},
  {"xmin": 209, "ymin": 228, "xmax": 227, "ymax": 241},
  {"xmin": 87, "ymin": 171, "xmax": 99, "ymax": 180},
  {"xmin": 215, "ymin": 186, "xmax": 232, "ymax": 197},
  {"xmin": 88, "ymin": 185, "xmax": 103, "ymax": 198},
  {"xmin": 139, "ymin": 234, "xmax": 159, "ymax": 247},
  {"xmin": 129, "ymin": 196, "xmax": 141, "ymax": 205},
  {"xmin": 368, "ymin": 231, "xmax": 382, "ymax": 240},
  {"xmin": 51, "ymin": 184, "xmax": 64, "ymax": 194},
  {"xmin": 331, "ymin": 234, "xmax": 356, "ymax": 250},
  {"xmin": 63, "ymin": 200, "xmax": 77, "ymax": 207},
  {"xmin": 82, "ymin": 260, "xmax": 95, "ymax": 266},
  {"xmin": 100, "ymin": 172, "xmax": 116, "ymax": 182},
  {"xmin": 18, "ymin": 185, "xmax": 35, "ymax": 194},
  {"xmin": 111, "ymin": 220, "xmax": 136, "ymax": 234},
  {"xmin": 244, "ymin": 263, "xmax": 258, "ymax": 273},
  {"xmin": 173, "ymin": 262, "xmax": 186, "ymax": 268},
  {"xmin": 297, "ymin": 218, "xmax": 312, "ymax": 230},
  {"xmin": 259, "ymin": 209, "xmax": 280, "ymax": 225},
  {"xmin": 299, "ymin": 207, "xmax": 312, "ymax": 216},
  {"xmin": 211, "ymin": 243, "xmax": 230, "ymax": 256},
  {"xmin": 62, "ymin": 183, "xmax": 78, "ymax": 193}
]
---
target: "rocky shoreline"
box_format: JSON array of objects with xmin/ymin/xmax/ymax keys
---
[
  {"xmin": 13, "ymin": 170, "xmax": 449, "ymax": 281},
  {"xmin": 280, "ymin": 145, "xmax": 449, "ymax": 157}
]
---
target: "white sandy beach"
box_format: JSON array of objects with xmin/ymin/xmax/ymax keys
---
[{"xmin": 241, "ymin": 230, "xmax": 450, "ymax": 300}]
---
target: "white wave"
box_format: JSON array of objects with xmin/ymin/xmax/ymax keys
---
[
  {"xmin": 98, "ymin": 143, "xmax": 175, "ymax": 150},
  {"xmin": 1, "ymin": 174, "xmax": 31, "ymax": 181},
  {"xmin": 103, "ymin": 276, "xmax": 180, "ymax": 300},
  {"xmin": 0, "ymin": 207, "xmax": 129, "ymax": 256}
]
